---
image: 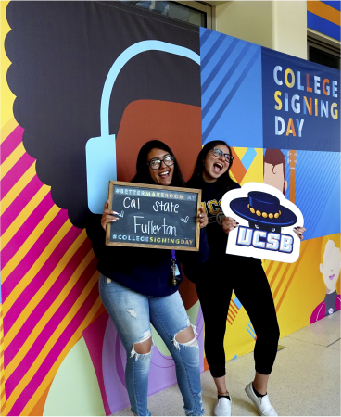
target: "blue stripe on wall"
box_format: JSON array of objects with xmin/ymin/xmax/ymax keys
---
[
  {"xmin": 202, "ymin": 47, "xmax": 260, "ymax": 143},
  {"xmin": 308, "ymin": 10, "xmax": 341, "ymax": 41}
]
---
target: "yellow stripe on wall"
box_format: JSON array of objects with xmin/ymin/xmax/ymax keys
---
[
  {"xmin": 3, "ymin": 227, "xmax": 86, "ymax": 340},
  {"xmin": 272, "ymin": 263, "xmax": 292, "ymax": 302},
  {"xmin": 1, "ymin": 164, "xmax": 37, "ymax": 214},
  {"xmin": 0, "ymin": 119, "xmax": 18, "ymax": 145},
  {"xmin": 1, "ymin": 185, "xmax": 51, "ymax": 250},
  {"xmin": 5, "ymin": 247, "xmax": 95, "ymax": 377},
  {"xmin": 6, "ymin": 275, "xmax": 101, "ymax": 413},
  {"xmin": 275, "ymin": 243, "xmax": 309, "ymax": 312},
  {"xmin": 0, "ymin": 142, "xmax": 26, "ymax": 180},
  {"xmin": 1, "ymin": 203, "xmax": 61, "ymax": 283},
  {"xmin": 307, "ymin": 0, "xmax": 341, "ymax": 26}
]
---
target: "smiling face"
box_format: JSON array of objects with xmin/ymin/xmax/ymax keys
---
[
  {"xmin": 202, "ymin": 144, "xmax": 231, "ymax": 183},
  {"xmin": 147, "ymin": 147, "xmax": 174, "ymax": 185},
  {"xmin": 320, "ymin": 240, "xmax": 341, "ymax": 293}
]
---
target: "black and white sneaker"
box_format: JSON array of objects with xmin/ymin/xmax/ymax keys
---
[
  {"xmin": 213, "ymin": 396, "xmax": 232, "ymax": 416},
  {"xmin": 245, "ymin": 383, "xmax": 278, "ymax": 416}
]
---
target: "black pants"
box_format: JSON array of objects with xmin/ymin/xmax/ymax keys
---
[{"xmin": 196, "ymin": 255, "xmax": 280, "ymax": 378}]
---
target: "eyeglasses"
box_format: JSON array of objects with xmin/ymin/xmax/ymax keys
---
[
  {"xmin": 211, "ymin": 147, "xmax": 234, "ymax": 163},
  {"xmin": 147, "ymin": 154, "xmax": 175, "ymax": 170}
]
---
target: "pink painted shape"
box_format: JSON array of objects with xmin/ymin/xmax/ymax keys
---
[
  {"xmin": 0, "ymin": 125, "xmax": 25, "ymax": 164},
  {"xmin": 5, "ymin": 257, "xmax": 97, "ymax": 398},
  {"xmin": 1, "ymin": 191, "xmax": 56, "ymax": 271},
  {"xmin": 4, "ymin": 234, "xmax": 92, "ymax": 366},
  {"xmin": 0, "ymin": 151, "xmax": 36, "ymax": 200},
  {"xmin": 310, "ymin": 295, "xmax": 341, "ymax": 323},
  {"xmin": 1, "ymin": 203, "xmax": 69, "ymax": 302},
  {"xmin": 1, "ymin": 175, "xmax": 44, "ymax": 236},
  {"xmin": 310, "ymin": 301, "xmax": 325, "ymax": 323},
  {"xmin": 336, "ymin": 295, "xmax": 341, "ymax": 310}
]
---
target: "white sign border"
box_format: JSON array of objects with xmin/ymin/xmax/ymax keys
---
[{"xmin": 221, "ymin": 182, "xmax": 304, "ymax": 263}]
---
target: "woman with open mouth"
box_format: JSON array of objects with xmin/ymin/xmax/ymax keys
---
[
  {"xmin": 87, "ymin": 139, "xmax": 209, "ymax": 416},
  {"xmin": 187, "ymin": 140, "xmax": 305, "ymax": 417}
]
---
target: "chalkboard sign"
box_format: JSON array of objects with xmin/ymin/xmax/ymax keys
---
[{"xmin": 106, "ymin": 181, "xmax": 202, "ymax": 251}]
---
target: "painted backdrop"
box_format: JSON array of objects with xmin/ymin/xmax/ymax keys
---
[{"xmin": 1, "ymin": 1, "xmax": 340, "ymax": 416}]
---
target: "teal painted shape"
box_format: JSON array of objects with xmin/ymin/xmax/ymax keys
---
[{"xmin": 43, "ymin": 337, "xmax": 105, "ymax": 416}]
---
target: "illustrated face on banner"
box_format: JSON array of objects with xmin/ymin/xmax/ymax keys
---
[
  {"xmin": 221, "ymin": 182, "xmax": 304, "ymax": 263},
  {"xmin": 320, "ymin": 240, "xmax": 341, "ymax": 293},
  {"xmin": 263, "ymin": 149, "xmax": 287, "ymax": 194}
]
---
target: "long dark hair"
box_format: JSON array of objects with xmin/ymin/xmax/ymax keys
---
[
  {"xmin": 187, "ymin": 140, "xmax": 237, "ymax": 194},
  {"xmin": 132, "ymin": 140, "xmax": 185, "ymax": 187}
]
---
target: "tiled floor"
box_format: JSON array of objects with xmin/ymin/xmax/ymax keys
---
[{"xmin": 112, "ymin": 311, "xmax": 340, "ymax": 416}]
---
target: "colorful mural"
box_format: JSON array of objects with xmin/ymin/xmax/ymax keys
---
[
  {"xmin": 307, "ymin": 0, "xmax": 341, "ymax": 41},
  {"xmin": 1, "ymin": 1, "xmax": 340, "ymax": 416}
]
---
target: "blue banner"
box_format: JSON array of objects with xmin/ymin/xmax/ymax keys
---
[{"xmin": 261, "ymin": 47, "xmax": 340, "ymax": 152}]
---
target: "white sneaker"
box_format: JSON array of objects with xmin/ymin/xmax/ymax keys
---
[
  {"xmin": 245, "ymin": 383, "xmax": 278, "ymax": 416},
  {"xmin": 213, "ymin": 396, "xmax": 232, "ymax": 416}
]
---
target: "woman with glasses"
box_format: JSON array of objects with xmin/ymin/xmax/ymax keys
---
[
  {"xmin": 87, "ymin": 140, "xmax": 209, "ymax": 416},
  {"xmin": 187, "ymin": 141, "xmax": 305, "ymax": 417}
]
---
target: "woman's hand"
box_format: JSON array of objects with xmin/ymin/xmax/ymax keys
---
[
  {"xmin": 293, "ymin": 226, "xmax": 306, "ymax": 240},
  {"xmin": 221, "ymin": 216, "xmax": 238, "ymax": 234},
  {"xmin": 198, "ymin": 207, "xmax": 208, "ymax": 229},
  {"xmin": 101, "ymin": 200, "xmax": 119, "ymax": 231}
]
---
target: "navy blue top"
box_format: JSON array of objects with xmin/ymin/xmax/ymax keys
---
[
  {"xmin": 199, "ymin": 180, "xmax": 241, "ymax": 258},
  {"xmin": 87, "ymin": 214, "xmax": 209, "ymax": 297}
]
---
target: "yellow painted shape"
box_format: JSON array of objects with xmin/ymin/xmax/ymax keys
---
[
  {"xmin": 1, "ymin": 164, "xmax": 38, "ymax": 215},
  {"xmin": 224, "ymin": 304, "xmax": 256, "ymax": 361},
  {"xmin": 243, "ymin": 148, "xmax": 263, "ymax": 185},
  {"xmin": 307, "ymin": 0, "xmax": 341, "ymax": 26},
  {"xmin": 1, "ymin": 1, "xmax": 16, "ymax": 131},
  {"xmin": 3, "ymin": 227, "xmax": 86, "ymax": 345},
  {"xmin": 275, "ymin": 236, "xmax": 336, "ymax": 336},
  {"xmin": 5, "ymin": 247, "xmax": 95, "ymax": 377},
  {"xmin": 233, "ymin": 147, "xmax": 264, "ymax": 185},
  {"xmin": 43, "ymin": 337, "xmax": 105, "ymax": 416},
  {"xmin": 0, "ymin": 142, "xmax": 26, "ymax": 180},
  {"xmin": 1, "ymin": 184, "xmax": 51, "ymax": 250},
  {"xmin": 233, "ymin": 147, "xmax": 247, "ymax": 160},
  {"xmin": 20, "ymin": 295, "xmax": 103, "ymax": 416},
  {"xmin": 1, "ymin": 202, "xmax": 60, "ymax": 283},
  {"xmin": 1, "ymin": 118, "xmax": 18, "ymax": 145}
]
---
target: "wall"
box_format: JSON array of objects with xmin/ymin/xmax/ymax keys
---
[
  {"xmin": 1, "ymin": 1, "xmax": 340, "ymax": 416},
  {"xmin": 214, "ymin": 1, "xmax": 308, "ymax": 59}
]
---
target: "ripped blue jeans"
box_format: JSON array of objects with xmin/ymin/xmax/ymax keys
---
[{"xmin": 98, "ymin": 274, "xmax": 204, "ymax": 416}]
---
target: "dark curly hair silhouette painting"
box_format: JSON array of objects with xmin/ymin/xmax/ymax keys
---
[
  {"xmin": 3, "ymin": 2, "xmax": 203, "ymax": 415},
  {"xmin": 6, "ymin": 1, "xmax": 202, "ymax": 228}
]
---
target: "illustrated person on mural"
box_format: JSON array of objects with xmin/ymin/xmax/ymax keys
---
[
  {"xmin": 186, "ymin": 140, "xmax": 306, "ymax": 417},
  {"xmin": 310, "ymin": 240, "xmax": 341, "ymax": 323},
  {"xmin": 87, "ymin": 140, "xmax": 209, "ymax": 416}
]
